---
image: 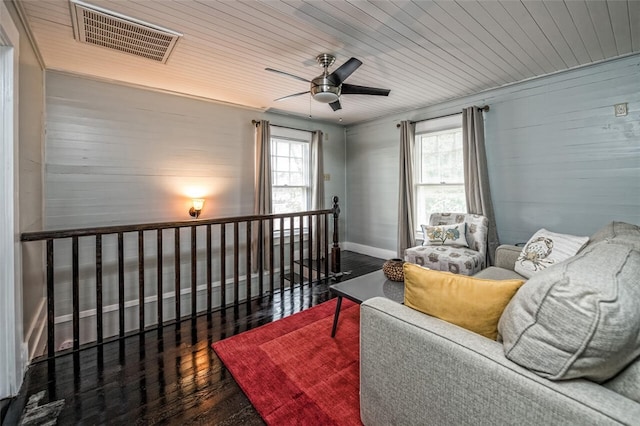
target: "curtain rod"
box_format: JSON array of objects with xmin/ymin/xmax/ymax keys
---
[
  {"xmin": 251, "ymin": 120, "xmax": 313, "ymax": 133},
  {"xmin": 395, "ymin": 105, "xmax": 489, "ymax": 128}
]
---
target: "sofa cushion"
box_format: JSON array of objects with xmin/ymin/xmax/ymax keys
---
[
  {"xmin": 514, "ymin": 229, "xmax": 588, "ymax": 279},
  {"xmin": 499, "ymin": 241, "xmax": 640, "ymax": 382},
  {"xmin": 474, "ymin": 266, "xmax": 525, "ymax": 281},
  {"xmin": 587, "ymin": 221, "xmax": 640, "ymax": 251},
  {"xmin": 603, "ymin": 358, "xmax": 640, "ymax": 403},
  {"xmin": 494, "ymin": 244, "xmax": 522, "ymax": 271},
  {"xmin": 403, "ymin": 263, "xmax": 524, "ymax": 340},
  {"xmin": 422, "ymin": 223, "xmax": 468, "ymax": 247}
]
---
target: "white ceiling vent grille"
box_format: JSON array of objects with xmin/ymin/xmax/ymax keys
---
[{"xmin": 69, "ymin": 0, "xmax": 182, "ymax": 63}]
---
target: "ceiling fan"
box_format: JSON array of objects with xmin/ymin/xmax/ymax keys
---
[{"xmin": 265, "ymin": 54, "xmax": 390, "ymax": 111}]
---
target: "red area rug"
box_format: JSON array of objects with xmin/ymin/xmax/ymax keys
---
[{"xmin": 212, "ymin": 299, "xmax": 362, "ymax": 425}]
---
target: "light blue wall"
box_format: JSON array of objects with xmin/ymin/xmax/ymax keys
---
[
  {"xmin": 346, "ymin": 54, "xmax": 640, "ymax": 252},
  {"xmin": 41, "ymin": 73, "xmax": 348, "ymax": 347},
  {"xmin": 45, "ymin": 72, "xmax": 346, "ymax": 229}
]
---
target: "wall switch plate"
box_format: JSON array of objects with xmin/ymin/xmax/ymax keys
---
[
  {"xmin": 324, "ymin": 174, "xmax": 331, "ymax": 181},
  {"xmin": 614, "ymin": 103, "xmax": 628, "ymax": 117}
]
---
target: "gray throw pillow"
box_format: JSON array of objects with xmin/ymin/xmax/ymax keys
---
[
  {"xmin": 498, "ymin": 241, "xmax": 640, "ymax": 382},
  {"xmin": 587, "ymin": 221, "xmax": 640, "ymax": 251}
]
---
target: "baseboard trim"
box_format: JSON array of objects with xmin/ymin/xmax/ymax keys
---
[
  {"xmin": 343, "ymin": 242, "xmax": 396, "ymax": 260},
  {"xmin": 52, "ymin": 267, "xmax": 287, "ymax": 325}
]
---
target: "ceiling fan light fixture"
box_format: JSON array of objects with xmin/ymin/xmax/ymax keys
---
[
  {"xmin": 311, "ymin": 75, "xmax": 340, "ymax": 103},
  {"xmin": 312, "ymin": 91, "xmax": 339, "ymax": 103}
]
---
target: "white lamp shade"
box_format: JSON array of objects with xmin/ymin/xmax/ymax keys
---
[{"xmin": 192, "ymin": 199, "xmax": 205, "ymax": 211}]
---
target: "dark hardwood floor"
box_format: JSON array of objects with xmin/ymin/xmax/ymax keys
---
[{"xmin": 3, "ymin": 251, "xmax": 385, "ymax": 426}]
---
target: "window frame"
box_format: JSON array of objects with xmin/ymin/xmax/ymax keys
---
[
  {"xmin": 413, "ymin": 114, "xmax": 466, "ymax": 238},
  {"xmin": 269, "ymin": 126, "xmax": 312, "ymax": 231}
]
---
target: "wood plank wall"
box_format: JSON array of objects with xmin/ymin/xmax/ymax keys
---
[
  {"xmin": 345, "ymin": 55, "xmax": 640, "ymax": 250},
  {"xmin": 43, "ymin": 72, "xmax": 346, "ymax": 349}
]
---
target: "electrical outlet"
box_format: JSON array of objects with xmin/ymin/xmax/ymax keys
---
[
  {"xmin": 324, "ymin": 174, "xmax": 331, "ymax": 181},
  {"xmin": 614, "ymin": 103, "xmax": 628, "ymax": 117}
]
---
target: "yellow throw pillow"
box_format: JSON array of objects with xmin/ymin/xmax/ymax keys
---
[{"xmin": 403, "ymin": 263, "xmax": 524, "ymax": 340}]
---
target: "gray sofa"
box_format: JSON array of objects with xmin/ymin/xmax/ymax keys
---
[{"xmin": 360, "ymin": 222, "xmax": 640, "ymax": 425}]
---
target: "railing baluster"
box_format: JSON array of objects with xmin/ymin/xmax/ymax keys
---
[
  {"xmin": 46, "ymin": 239, "xmax": 54, "ymax": 358},
  {"xmin": 96, "ymin": 235, "xmax": 103, "ymax": 344},
  {"xmin": 308, "ymin": 214, "xmax": 313, "ymax": 284},
  {"xmin": 245, "ymin": 221, "xmax": 252, "ymax": 306},
  {"xmin": 332, "ymin": 196, "xmax": 341, "ymax": 273},
  {"xmin": 289, "ymin": 218, "xmax": 294, "ymax": 288},
  {"xmin": 118, "ymin": 232, "xmax": 125, "ymax": 339},
  {"xmin": 279, "ymin": 217, "xmax": 284, "ymax": 292},
  {"xmin": 174, "ymin": 228, "xmax": 181, "ymax": 326},
  {"xmin": 233, "ymin": 222, "xmax": 239, "ymax": 307},
  {"xmin": 206, "ymin": 224, "xmax": 212, "ymax": 315},
  {"xmin": 72, "ymin": 236, "xmax": 80, "ymax": 351},
  {"xmin": 220, "ymin": 224, "xmax": 226, "ymax": 311},
  {"xmin": 324, "ymin": 214, "xmax": 329, "ymax": 278},
  {"xmin": 157, "ymin": 230, "xmax": 163, "ymax": 329},
  {"xmin": 299, "ymin": 216, "xmax": 304, "ymax": 286},
  {"xmin": 269, "ymin": 219, "xmax": 274, "ymax": 296},
  {"xmin": 191, "ymin": 226, "xmax": 197, "ymax": 318},
  {"xmin": 258, "ymin": 219, "xmax": 263, "ymax": 297},
  {"xmin": 138, "ymin": 230, "xmax": 145, "ymax": 332},
  {"xmin": 315, "ymin": 214, "xmax": 321, "ymax": 283}
]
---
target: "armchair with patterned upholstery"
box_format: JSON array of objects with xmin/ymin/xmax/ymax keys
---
[{"xmin": 404, "ymin": 213, "xmax": 489, "ymax": 276}]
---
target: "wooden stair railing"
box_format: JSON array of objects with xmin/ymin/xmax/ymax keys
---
[{"xmin": 21, "ymin": 197, "xmax": 341, "ymax": 360}]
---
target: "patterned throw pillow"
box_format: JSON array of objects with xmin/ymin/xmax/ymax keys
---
[
  {"xmin": 422, "ymin": 223, "xmax": 468, "ymax": 247},
  {"xmin": 514, "ymin": 229, "xmax": 589, "ymax": 278}
]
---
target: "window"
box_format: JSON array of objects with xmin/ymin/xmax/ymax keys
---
[
  {"xmin": 270, "ymin": 127, "xmax": 311, "ymax": 229},
  {"xmin": 414, "ymin": 115, "xmax": 466, "ymax": 232}
]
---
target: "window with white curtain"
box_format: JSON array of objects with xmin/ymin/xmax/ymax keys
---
[
  {"xmin": 414, "ymin": 115, "xmax": 467, "ymax": 232},
  {"xmin": 270, "ymin": 126, "xmax": 311, "ymax": 230}
]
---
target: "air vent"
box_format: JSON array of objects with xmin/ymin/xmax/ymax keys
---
[{"xmin": 69, "ymin": 0, "xmax": 182, "ymax": 63}]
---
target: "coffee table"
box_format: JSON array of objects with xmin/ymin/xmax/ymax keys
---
[{"xmin": 330, "ymin": 270, "xmax": 404, "ymax": 337}]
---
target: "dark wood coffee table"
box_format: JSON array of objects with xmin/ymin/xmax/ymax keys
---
[{"xmin": 330, "ymin": 270, "xmax": 404, "ymax": 337}]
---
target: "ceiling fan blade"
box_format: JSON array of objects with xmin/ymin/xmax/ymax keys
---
[
  {"xmin": 341, "ymin": 84, "xmax": 390, "ymax": 96},
  {"xmin": 329, "ymin": 100, "xmax": 342, "ymax": 111},
  {"xmin": 274, "ymin": 91, "xmax": 310, "ymax": 102},
  {"xmin": 329, "ymin": 57, "xmax": 362, "ymax": 84},
  {"xmin": 265, "ymin": 68, "xmax": 310, "ymax": 83}
]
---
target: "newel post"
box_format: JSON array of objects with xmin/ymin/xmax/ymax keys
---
[{"xmin": 331, "ymin": 196, "xmax": 341, "ymax": 273}]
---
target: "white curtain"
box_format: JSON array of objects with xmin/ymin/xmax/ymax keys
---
[
  {"xmin": 397, "ymin": 121, "xmax": 416, "ymax": 258},
  {"xmin": 311, "ymin": 130, "xmax": 324, "ymax": 258},
  {"xmin": 252, "ymin": 120, "xmax": 271, "ymax": 270},
  {"xmin": 462, "ymin": 107, "xmax": 499, "ymax": 265}
]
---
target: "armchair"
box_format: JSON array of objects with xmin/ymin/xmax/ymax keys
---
[{"xmin": 404, "ymin": 212, "xmax": 489, "ymax": 276}]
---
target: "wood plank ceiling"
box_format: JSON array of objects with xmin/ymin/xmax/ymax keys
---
[{"xmin": 18, "ymin": 0, "xmax": 640, "ymax": 125}]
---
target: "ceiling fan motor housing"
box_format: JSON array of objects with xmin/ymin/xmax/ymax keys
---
[{"xmin": 311, "ymin": 75, "xmax": 340, "ymax": 103}]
